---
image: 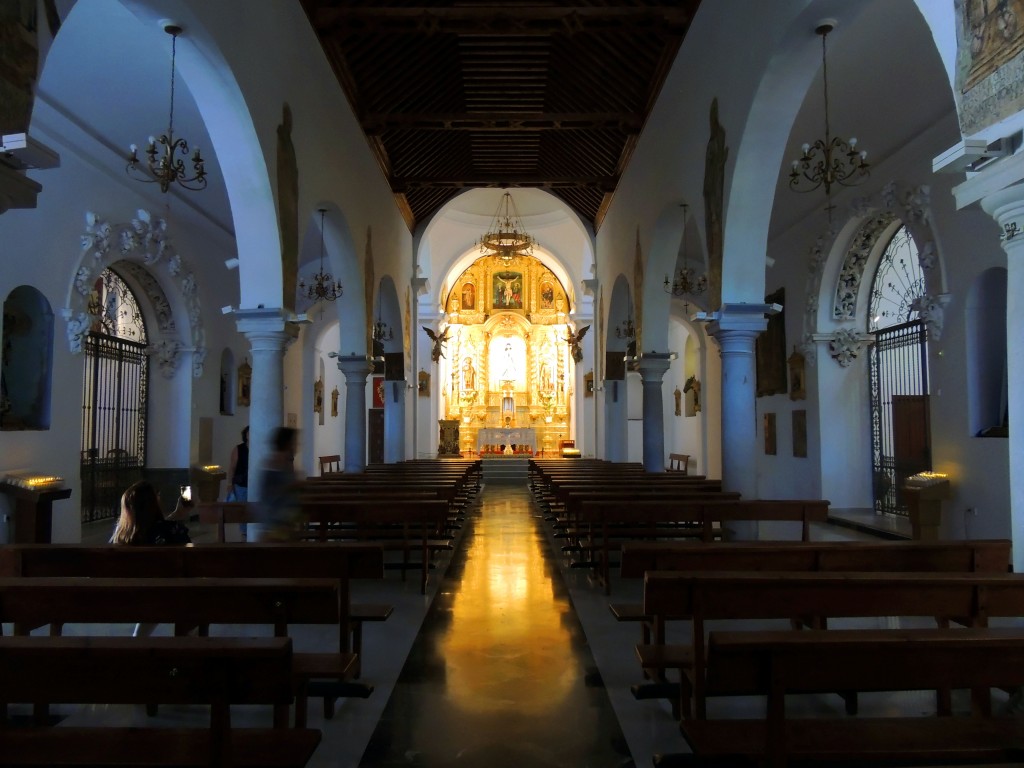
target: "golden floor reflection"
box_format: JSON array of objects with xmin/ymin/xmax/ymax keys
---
[
  {"xmin": 443, "ymin": 498, "xmax": 575, "ymax": 714},
  {"xmin": 364, "ymin": 485, "xmax": 629, "ymax": 767}
]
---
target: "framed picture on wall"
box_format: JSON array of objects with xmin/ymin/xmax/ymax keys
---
[
  {"xmin": 372, "ymin": 376, "xmax": 385, "ymax": 409},
  {"xmin": 793, "ymin": 409, "xmax": 808, "ymax": 458},
  {"xmin": 764, "ymin": 412, "xmax": 777, "ymax": 455},
  {"xmin": 756, "ymin": 288, "xmax": 787, "ymax": 396}
]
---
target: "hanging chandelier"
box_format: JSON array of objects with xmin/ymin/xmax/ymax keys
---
[
  {"xmin": 664, "ymin": 204, "xmax": 708, "ymax": 297},
  {"xmin": 788, "ymin": 20, "xmax": 869, "ymax": 217},
  {"xmin": 300, "ymin": 209, "xmax": 343, "ymax": 303},
  {"xmin": 479, "ymin": 191, "xmax": 535, "ymax": 266},
  {"xmin": 126, "ymin": 22, "xmax": 207, "ymax": 193}
]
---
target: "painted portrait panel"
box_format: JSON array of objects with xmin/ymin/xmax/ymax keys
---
[
  {"xmin": 493, "ymin": 271, "xmax": 523, "ymax": 310},
  {"xmin": 461, "ymin": 281, "xmax": 475, "ymax": 310},
  {"xmin": 540, "ymin": 280, "xmax": 554, "ymax": 309}
]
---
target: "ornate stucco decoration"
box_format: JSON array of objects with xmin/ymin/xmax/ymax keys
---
[
  {"xmin": 833, "ymin": 211, "xmax": 896, "ymax": 320},
  {"xmin": 804, "ymin": 182, "xmax": 941, "ymax": 368},
  {"xmin": 65, "ymin": 210, "xmax": 207, "ymax": 377},
  {"xmin": 827, "ymin": 328, "xmax": 871, "ymax": 368},
  {"xmin": 911, "ymin": 293, "xmax": 952, "ymax": 341}
]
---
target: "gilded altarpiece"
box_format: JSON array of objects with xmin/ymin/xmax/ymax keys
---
[{"xmin": 442, "ymin": 254, "xmax": 576, "ymax": 456}]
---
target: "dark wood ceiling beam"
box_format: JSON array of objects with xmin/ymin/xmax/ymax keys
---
[
  {"xmin": 310, "ymin": 7, "xmax": 693, "ymax": 37},
  {"xmin": 362, "ymin": 113, "xmax": 643, "ymax": 133}
]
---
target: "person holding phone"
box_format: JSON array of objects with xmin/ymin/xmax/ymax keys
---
[{"xmin": 110, "ymin": 480, "xmax": 193, "ymax": 637}]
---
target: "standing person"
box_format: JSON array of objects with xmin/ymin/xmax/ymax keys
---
[
  {"xmin": 250, "ymin": 427, "xmax": 302, "ymax": 542},
  {"xmin": 110, "ymin": 479, "xmax": 192, "ymax": 637},
  {"xmin": 228, "ymin": 426, "xmax": 250, "ymax": 540},
  {"xmin": 228, "ymin": 427, "xmax": 249, "ymax": 500}
]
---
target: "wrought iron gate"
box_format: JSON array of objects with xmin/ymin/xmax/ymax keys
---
[
  {"xmin": 80, "ymin": 332, "xmax": 149, "ymax": 523},
  {"xmin": 869, "ymin": 319, "xmax": 929, "ymax": 516}
]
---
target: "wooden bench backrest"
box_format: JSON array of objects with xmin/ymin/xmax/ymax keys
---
[
  {"xmin": 301, "ymin": 499, "xmax": 450, "ymax": 525},
  {"xmin": 621, "ymin": 539, "xmax": 1013, "ymax": 579},
  {"xmin": 0, "ymin": 635, "xmax": 295, "ymax": 707},
  {"xmin": 0, "ymin": 577, "xmax": 340, "ymax": 632},
  {"xmin": 642, "ymin": 570, "xmax": 1024, "ymax": 623},
  {"xmin": 705, "ymin": 627, "xmax": 1024, "ymax": 697},
  {"xmin": 0, "ymin": 542, "xmax": 385, "ymax": 580}
]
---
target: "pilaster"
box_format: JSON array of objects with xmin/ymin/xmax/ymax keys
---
[
  {"xmin": 981, "ymin": 185, "xmax": 1024, "ymax": 572},
  {"xmin": 637, "ymin": 353, "xmax": 674, "ymax": 473},
  {"xmin": 235, "ymin": 308, "xmax": 291, "ymax": 502},
  {"xmin": 707, "ymin": 304, "xmax": 774, "ymax": 539},
  {"xmin": 336, "ymin": 355, "xmax": 373, "ymax": 473}
]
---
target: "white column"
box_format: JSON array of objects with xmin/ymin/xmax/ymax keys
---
[
  {"xmin": 707, "ymin": 304, "xmax": 772, "ymax": 540},
  {"xmin": 638, "ymin": 353, "xmax": 673, "ymax": 473},
  {"xmin": 336, "ymin": 356, "xmax": 372, "ymax": 473},
  {"xmin": 384, "ymin": 379, "xmax": 407, "ymax": 463},
  {"xmin": 982, "ymin": 187, "xmax": 1024, "ymax": 572},
  {"xmin": 235, "ymin": 308, "xmax": 291, "ymax": 502}
]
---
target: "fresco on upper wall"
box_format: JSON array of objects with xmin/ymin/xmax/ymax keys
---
[{"xmin": 955, "ymin": 0, "xmax": 1024, "ymax": 134}]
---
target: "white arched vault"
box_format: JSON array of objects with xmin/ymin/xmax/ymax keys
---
[{"xmin": 118, "ymin": 0, "xmax": 283, "ymax": 310}]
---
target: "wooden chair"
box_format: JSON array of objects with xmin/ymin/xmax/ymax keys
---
[
  {"xmin": 319, "ymin": 455, "xmax": 341, "ymax": 475},
  {"xmin": 668, "ymin": 453, "xmax": 690, "ymax": 474}
]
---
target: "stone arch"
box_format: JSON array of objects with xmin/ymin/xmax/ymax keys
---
[
  {"xmin": 113, "ymin": 0, "xmax": 282, "ymax": 310},
  {"xmin": 641, "ymin": 202, "xmax": 687, "ymax": 352}
]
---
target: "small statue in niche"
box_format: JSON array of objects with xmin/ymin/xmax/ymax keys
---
[
  {"xmin": 331, "ymin": 386, "xmax": 339, "ymax": 417},
  {"xmin": 684, "ymin": 375, "xmax": 701, "ymax": 413},
  {"xmin": 674, "ymin": 386, "xmax": 682, "ymax": 416},
  {"xmin": 313, "ymin": 377, "xmax": 324, "ymax": 414}
]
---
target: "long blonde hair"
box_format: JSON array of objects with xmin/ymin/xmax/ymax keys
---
[{"xmin": 110, "ymin": 480, "xmax": 164, "ymax": 545}]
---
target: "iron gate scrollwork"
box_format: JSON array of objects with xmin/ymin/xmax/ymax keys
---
[
  {"xmin": 80, "ymin": 268, "xmax": 149, "ymax": 524},
  {"xmin": 869, "ymin": 320, "xmax": 929, "ymax": 517}
]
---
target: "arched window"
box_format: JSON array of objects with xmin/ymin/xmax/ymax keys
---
[{"xmin": 866, "ymin": 224, "xmax": 929, "ymax": 516}]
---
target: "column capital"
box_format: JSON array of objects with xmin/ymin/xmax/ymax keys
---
[
  {"xmin": 334, "ymin": 354, "xmax": 373, "ymax": 380},
  {"xmin": 234, "ymin": 306, "xmax": 290, "ymax": 333},
  {"xmin": 704, "ymin": 302, "xmax": 776, "ymax": 338},
  {"xmin": 981, "ymin": 183, "xmax": 1024, "ymax": 256},
  {"xmin": 637, "ymin": 353, "xmax": 674, "ymax": 382}
]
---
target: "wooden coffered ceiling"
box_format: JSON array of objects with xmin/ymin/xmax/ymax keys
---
[{"xmin": 301, "ymin": 1, "xmax": 702, "ymax": 231}]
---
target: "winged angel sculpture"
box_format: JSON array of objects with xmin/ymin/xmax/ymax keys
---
[
  {"xmin": 422, "ymin": 326, "xmax": 451, "ymax": 362},
  {"xmin": 566, "ymin": 324, "xmax": 590, "ymax": 363}
]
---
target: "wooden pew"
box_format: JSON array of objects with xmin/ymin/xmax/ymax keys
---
[
  {"xmin": 614, "ymin": 538, "xmax": 1013, "ymax": 641},
  {"xmin": 0, "ymin": 635, "xmax": 321, "ymax": 767},
  {"xmin": 0, "ymin": 576, "xmax": 351, "ymax": 727},
  {"xmin": 301, "ymin": 500, "xmax": 453, "ymax": 595},
  {"xmin": 578, "ymin": 499, "xmax": 829, "ymax": 593},
  {"xmin": 0, "ymin": 542, "xmax": 388, "ymax": 682},
  {"xmin": 196, "ymin": 501, "xmax": 452, "ymax": 595},
  {"xmin": 680, "ymin": 628, "xmax": 1024, "ymax": 768},
  {"xmin": 639, "ymin": 570, "xmax": 1024, "ymax": 720}
]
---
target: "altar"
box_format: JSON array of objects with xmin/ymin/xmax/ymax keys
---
[{"xmin": 478, "ymin": 428, "xmax": 536, "ymax": 453}]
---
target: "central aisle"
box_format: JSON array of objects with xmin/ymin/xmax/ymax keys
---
[{"xmin": 359, "ymin": 484, "xmax": 631, "ymax": 767}]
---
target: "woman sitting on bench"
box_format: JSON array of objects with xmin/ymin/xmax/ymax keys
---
[{"xmin": 110, "ymin": 479, "xmax": 192, "ymax": 636}]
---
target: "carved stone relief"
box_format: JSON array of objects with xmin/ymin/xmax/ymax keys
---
[{"xmin": 66, "ymin": 210, "xmax": 206, "ymax": 377}]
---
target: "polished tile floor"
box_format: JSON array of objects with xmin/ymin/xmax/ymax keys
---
[{"xmin": 26, "ymin": 481, "xmax": 1019, "ymax": 767}]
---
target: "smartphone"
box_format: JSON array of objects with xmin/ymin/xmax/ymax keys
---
[{"xmin": 180, "ymin": 485, "xmax": 192, "ymax": 502}]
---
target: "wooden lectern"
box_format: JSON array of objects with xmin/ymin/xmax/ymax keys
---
[
  {"xmin": 0, "ymin": 475, "xmax": 72, "ymax": 543},
  {"xmin": 903, "ymin": 472, "xmax": 950, "ymax": 540}
]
